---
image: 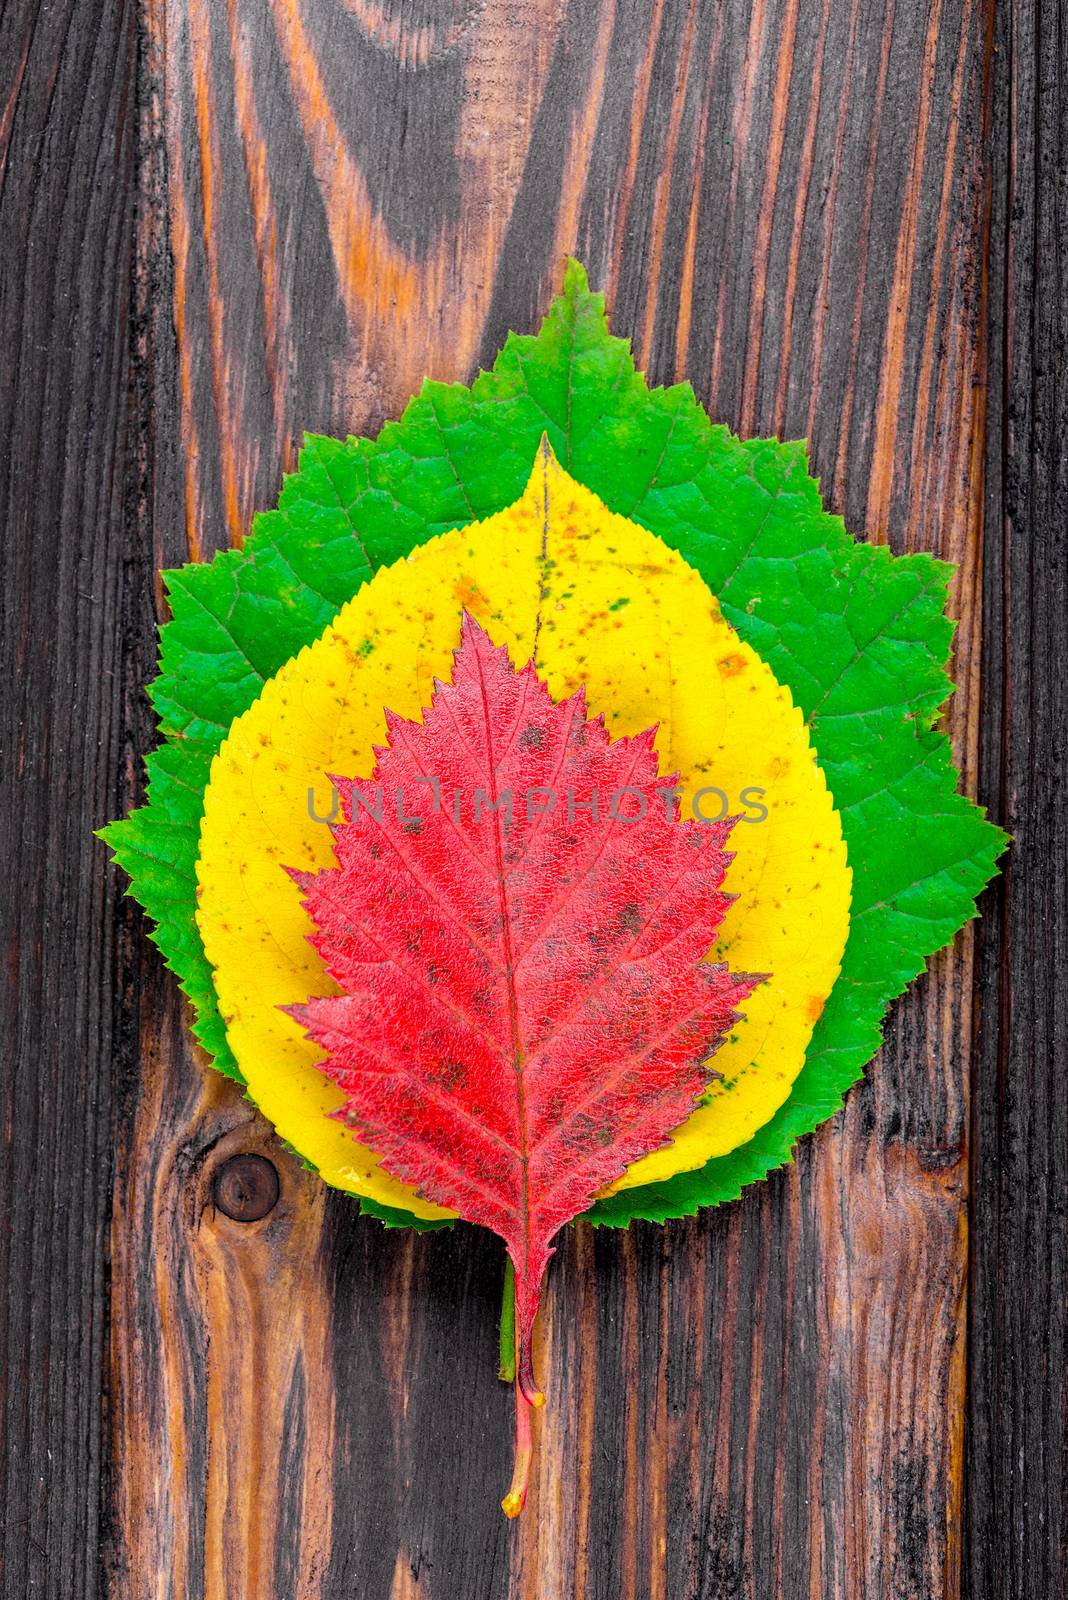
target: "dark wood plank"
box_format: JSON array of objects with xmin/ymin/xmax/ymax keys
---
[
  {"xmin": 102, "ymin": 2, "xmax": 1003, "ymax": 1596},
  {"xmin": 0, "ymin": 1, "xmax": 139, "ymax": 1595},
  {"xmin": 967, "ymin": 2, "xmax": 1068, "ymax": 1595}
]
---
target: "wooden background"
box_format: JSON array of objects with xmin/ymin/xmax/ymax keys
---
[{"xmin": 1, "ymin": 0, "xmax": 1064, "ymax": 1595}]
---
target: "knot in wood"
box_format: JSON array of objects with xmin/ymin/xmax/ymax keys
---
[{"xmin": 213, "ymin": 1153, "xmax": 279, "ymax": 1222}]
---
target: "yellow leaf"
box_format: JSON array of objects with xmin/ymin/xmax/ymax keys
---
[{"xmin": 196, "ymin": 443, "xmax": 851, "ymax": 1217}]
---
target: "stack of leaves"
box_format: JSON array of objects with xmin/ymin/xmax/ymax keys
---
[{"xmin": 103, "ymin": 262, "xmax": 1005, "ymax": 1514}]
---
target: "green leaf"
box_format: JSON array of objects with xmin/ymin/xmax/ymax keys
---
[
  {"xmin": 104, "ymin": 439, "xmax": 388, "ymax": 1079},
  {"xmin": 104, "ymin": 260, "xmax": 1005, "ymax": 1220},
  {"xmin": 358, "ymin": 1197, "xmax": 455, "ymax": 1232}
]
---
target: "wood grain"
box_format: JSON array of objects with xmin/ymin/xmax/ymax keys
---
[
  {"xmin": 0, "ymin": 2, "xmax": 137, "ymax": 1595},
  {"xmin": 1, "ymin": 0, "xmax": 1063, "ymax": 1594},
  {"xmin": 122, "ymin": 0, "xmax": 995, "ymax": 1593},
  {"xmin": 967, "ymin": 2, "xmax": 1068, "ymax": 1595}
]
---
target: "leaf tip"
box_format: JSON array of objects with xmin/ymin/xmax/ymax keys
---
[{"xmin": 561, "ymin": 255, "xmax": 591, "ymax": 297}]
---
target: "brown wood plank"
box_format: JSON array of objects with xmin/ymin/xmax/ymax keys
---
[{"xmin": 97, "ymin": 2, "xmax": 1002, "ymax": 1595}]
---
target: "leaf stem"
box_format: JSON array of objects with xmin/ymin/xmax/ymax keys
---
[
  {"xmin": 501, "ymin": 1382, "xmax": 534, "ymax": 1518},
  {"xmin": 500, "ymin": 1259, "xmax": 546, "ymax": 1516},
  {"xmin": 498, "ymin": 1255, "xmax": 516, "ymax": 1382}
]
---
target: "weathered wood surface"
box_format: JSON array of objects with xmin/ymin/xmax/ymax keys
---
[
  {"xmin": 1, "ymin": 0, "xmax": 1063, "ymax": 1595},
  {"xmin": 0, "ymin": 2, "xmax": 138, "ymax": 1596},
  {"xmin": 967, "ymin": 3, "xmax": 1068, "ymax": 1597}
]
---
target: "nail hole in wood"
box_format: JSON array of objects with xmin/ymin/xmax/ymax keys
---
[{"xmin": 213, "ymin": 1153, "xmax": 280, "ymax": 1222}]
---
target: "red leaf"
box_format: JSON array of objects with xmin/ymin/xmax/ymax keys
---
[{"xmin": 288, "ymin": 616, "xmax": 759, "ymax": 1513}]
